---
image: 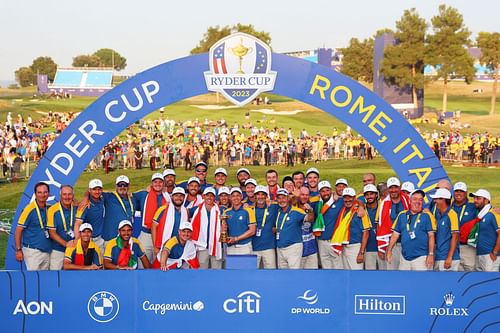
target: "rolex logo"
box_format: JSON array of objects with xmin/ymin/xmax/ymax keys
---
[{"xmin": 443, "ymin": 293, "xmax": 455, "ymax": 307}]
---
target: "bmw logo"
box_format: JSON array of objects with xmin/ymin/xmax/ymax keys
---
[{"xmin": 87, "ymin": 291, "xmax": 120, "ymax": 323}]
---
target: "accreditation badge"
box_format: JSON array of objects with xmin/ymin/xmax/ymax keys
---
[
  {"xmin": 66, "ymin": 230, "xmax": 75, "ymax": 239},
  {"xmin": 276, "ymin": 232, "xmax": 280, "ymax": 240},
  {"xmin": 256, "ymin": 229, "xmax": 262, "ymax": 237},
  {"xmin": 409, "ymin": 231, "xmax": 416, "ymax": 240},
  {"xmin": 44, "ymin": 230, "xmax": 50, "ymax": 239}
]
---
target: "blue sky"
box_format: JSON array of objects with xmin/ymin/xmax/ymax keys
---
[{"xmin": 0, "ymin": 0, "xmax": 498, "ymax": 81}]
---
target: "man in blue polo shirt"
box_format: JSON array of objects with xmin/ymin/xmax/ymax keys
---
[
  {"xmin": 133, "ymin": 173, "xmax": 169, "ymax": 264},
  {"xmin": 64, "ymin": 223, "xmax": 102, "ymax": 270},
  {"xmin": 224, "ymin": 187, "xmax": 256, "ymax": 255},
  {"xmin": 217, "ymin": 186, "xmax": 231, "ymax": 212},
  {"xmin": 430, "ymin": 188, "xmax": 460, "ymax": 271},
  {"xmin": 160, "ymin": 222, "xmax": 200, "ymax": 270},
  {"xmin": 242, "ymin": 178, "xmax": 257, "ymax": 207},
  {"xmin": 104, "ymin": 220, "xmax": 150, "ymax": 270},
  {"xmin": 252, "ymin": 185, "xmax": 278, "ymax": 269},
  {"xmin": 236, "ymin": 168, "xmax": 251, "ymax": 199},
  {"xmin": 451, "ymin": 182, "xmax": 478, "ymax": 271},
  {"xmin": 363, "ymin": 184, "xmax": 380, "ymax": 270},
  {"xmin": 296, "ymin": 186, "xmax": 319, "ymax": 269},
  {"xmin": 15, "ymin": 182, "xmax": 52, "ymax": 270},
  {"xmin": 184, "ymin": 177, "xmax": 203, "ymax": 209},
  {"xmin": 177, "ymin": 162, "xmax": 212, "ymax": 192},
  {"xmin": 387, "ymin": 190, "xmax": 436, "ymax": 271},
  {"xmin": 305, "ymin": 168, "xmax": 320, "ymax": 202},
  {"xmin": 47, "ymin": 185, "xmax": 78, "ymax": 270},
  {"xmin": 275, "ymin": 189, "xmax": 314, "ymax": 269},
  {"xmin": 314, "ymin": 180, "xmax": 344, "ymax": 269},
  {"xmin": 75, "ymin": 179, "xmax": 105, "ymax": 255},
  {"xmin": 470, "ymin": 189, "xmax": 500, "ymax": 272}
]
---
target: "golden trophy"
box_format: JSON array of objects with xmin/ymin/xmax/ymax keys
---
[
  {"xmin": 220, "ymin": 213, "xmax": 229, "ymax": 243},
  {"xmin": 231, "ymin": 38, "xmax": 253, "ymax": 74}
]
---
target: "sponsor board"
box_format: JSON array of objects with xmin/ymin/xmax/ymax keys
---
[
  {"xmin": 142, "ymin": 300, "xmax": 205, "ymax": 315},
  {"xmin": 291, "ymin": 289, "xmax": 332, "ymax": 315},
  {"xmin": 223, "ymin": 291, "xmax": 261, "ymax": 314},
  {"xmin": 12, "ymin": 300, "xmax": 53, "ymax": 315},
  {"xmin": 354, "ymin": 295, "xmax": 405, "ymax": 315},
  {"xmin": 429, "ymin": 293, "xmax": 469, "ymax": 317},
  {"xmin": 87, "ymin": 291, "xmax": 120, "ymax": 323}
]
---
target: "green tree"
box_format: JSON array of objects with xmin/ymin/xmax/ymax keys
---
[
  {"xmin": 340, "ymin": 38, "xmax": 373, "ymax": 83},
  {"xmin": 15, "ymin": 66, "xmax": 35, "ymax": 87},
  {"xmin": 426, "ymin": 4, "xmax": 475, "ymax": 113},
  {"xmin": 190, "ymin": 24, "xmax": 271, "ymax": 54},
  {"xmin": 93, "ymin": 48, "xmax": 127, "ymax": 71},
  {"xmin": 381, "ymin": 8, "xmax": 427, "ymax": 108},
  {"xmin": 72, "ymin": 54, "xmax": 102, "ymax": 67},
  {"xmin": 476, "ymin": 32, "xmax": 500, "ymax": 116},
  {"xmin": 30, "ymin": 56, "xmax": 57, "ymax": 81}
]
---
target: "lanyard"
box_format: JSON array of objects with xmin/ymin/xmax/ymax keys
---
[
  {"xmin": 275, "ymin": 211, "xmax": 289, "ymax": 232},
  {"xmin": 406, "ymin": 213, "xmax": 421, "ymax": 232},
  {"xmin": 34, "ymin": 202, "xmax": 46, "ymax": 230},
  {"xmin": 113, "ymin": 192, "xmax": 133, "ymax": 217},
  {"xmin": 459, "ymin": 204, "xmax": 466, "ymax": 222},
  {"xmin": 58, "ymin": 203, "xmax": 74, "ymax": 232},
  {"xmin": 259, "ymin": 207, "xmax": 269, "ymax": 229}
]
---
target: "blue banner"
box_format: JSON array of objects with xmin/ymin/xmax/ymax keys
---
[
  {"xmin": 1, "ymin": 270, "xmax": 498, "ymax": 332},
  {"xmin": 6, "ymin": 52, "xmax": 449, "ymax": 269}
]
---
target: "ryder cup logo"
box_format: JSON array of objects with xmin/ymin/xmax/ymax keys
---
[
  {"xmin": 88, "ymin": 291, "xmax": 120, "ymax": 323},
  {"xmin": 204, "ymin": 32, "xmax": 277, "ymax": 106}
]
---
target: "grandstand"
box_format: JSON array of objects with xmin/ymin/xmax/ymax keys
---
[{"xmin": 46, "ymin": 67, "xmax": 114, "ymax": 97}]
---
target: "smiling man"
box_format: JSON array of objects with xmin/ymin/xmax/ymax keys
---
[{"xmin": 104, "ymin": 220, "xmax": 150, "ymax": 270}]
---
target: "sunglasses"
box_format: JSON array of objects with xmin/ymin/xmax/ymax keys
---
[
  {"xmin": 195, "ymin": 169, "xmax": 207, "ymax": 173},
  {"xmin": 117, "ymin": 183, "xmax": 129, "ymax": 188}
]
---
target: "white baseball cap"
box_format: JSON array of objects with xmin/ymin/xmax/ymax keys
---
[
  {"xmin": 245, "ymin": 178, "xmax": 257, "ymax": 186},
  {"xmin": 469, "ymin": 189, "xmax": 491, "ymax": 201},
  {"xmin": 410, "ymin": 189, "xmax": 426, "ymax": 197},
  {"xmin": 79, "ymin": 223, "xmax": 93, "ymax": 232},
  {"xmin": 203, "ymin": 187, "xmax": 216, "ymax": 196},
  {"xmin": 387, "ymin": 177, "xmax": 401, "ymax": 188},
  {"xmin": 151, "ymin": 173, "xmax": 163, "ymax": 181},
  {"xmin": 188, "ymin": 177, "xmax": 201, "ymax": 184},
  {"xmin": 430, "ymin": 188, "xmax": 452, "ymax": 199},
  {"xmin": 237, "ymin": 168, "xmax": 251, "ymax": 176},
  {"xmin": 89, "ymin": 179, "xmax": 103, "ymax": 189},
  {"xmin": 306, "ymin": 167, "xmax": 320, "ymax": 176},
  {"xmin": 230, "ymin": 187, "xmax": 243, "ymax": 195},
  {"xmin": 171, "ymin": 187, "xmax": 186, "ymax": 196},
  {"xmin": 363, "ymin": 184, "xmax": 378, "ymax": 194},
  {"xmin": 276, "ymin": 188, "xmax": 289, "ymax": 197},
  {"xmin": 163, "ymin": 169, "xmax": 176, "ymax": 177},
  {"xmin": 342, "ymin": 187, "xmax": 356, "ymax": 197},
  {"xmin": 218, "ymin": 186, "xmax": 230, "ymax": 195},
  {"xmin": 318, "ymin": 180, "xmax": 331, "ymax": 191},
  {"xmin": 254, "ymin": 185, "xmax": 268, "ymax": 195},
  {"xmin": 335, "ymin": 178, "xmax": 348, "ymax": 186},
  {"xmin": 115, "ymin": 175, "xmax": 130, "ymax": 185},
  {"xmin": 214, "ymin": 167, "xmax": 227, "ymax": 176},
  {"xmin": 118, "ymin": 220, "xmax": 133, "ymax": 230},
  {"xmin": 401, "ymin": 181, "xmax": 415, "ymax": 193},
  {"xmin": 179, "ymin": 221, "xmax": 193, "ymax": 231},
  {"xmin": 453, "ymin": 182, "xmax": 467, "ymax": 192}
]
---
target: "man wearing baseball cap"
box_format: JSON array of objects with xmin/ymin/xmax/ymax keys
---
[
  {"xmin": 330, "ymin": 188, "xmax": 371, "ymax": 270},
  {"xmin": 305, "ymin": 168, "xmax": 320, "ymax": 203},
  {"xmin": 162, "ymin": 169, "xmax": 177, "ymax": 195},
  {"xmin": 242, "ymin": 178, "xmax": 257, "ymax": 207},
  {"xmin": 314, "ymin": 180, "xmax": 345, "ymax": 269},
  {"xmin": 177, "ymin": 161, "xmax": 213, "ymax": 193},
  {"xmin": 387, "ymin": 189, "xmax": 436, "ymax": 271},
  {"xmin": 213, "ymin": 167, "xmax": 228, "ymax": 194},
  {"xmin": 430, "ymin": 188, "xmax": 460, "ymax": 271},
  {"xmin": 189, "ymin": 187, "xmax": 223, "ymax": 269},
  {"xmin": 151, "ymin": 187, "xmax": 189, "ymax": 258},
  {"xmin": 377, "ymin": 177, "xmax": 410, "ymax": 270},
  {"xmin": 131, "ymin": 173, "xmax": 170, "ymax": 264},
  {"xmin": 469, "ymin": 189, "xmax": 500, "ymax": 272},
  {"xmin": 217, "ymin": 186, "xmax": 231, "ymax": 212},
  {"xmin": 236, "ymin": 168, "xmax": 251, "ymax": 198},
  {"xmin": 75, "ymin": 179, "xmax": 105, "ymax": 255},
  {"xmin": 184, "ymin": 177, "xmax": 203, "ymax": 209},
  {"xmin": 224, "ymin": 187, "xmax": 256, "ymax": 255},
  {"xmin": 252, "ymin": 185, "xmax": 279, "ymax": 269},
  {"xmin": 159, "ymin": 221, "xmax": 200, "ymax": 270},
  {"xmin": 363, "ymin": 184, "xmax": 380, "ymax": 270},
  {"xmin": 104, "ymin": 220, "xmax": 150, "ymax": 270},
  {"xmin": 334, "ymin": 178, "xmax": 349, "ymax": 197},
  {"xmin": 275, "ymin": 189, "xmax": 314, "ymax": 269},
  {"xmin": 64, "ymin": 223, "xmax": 102, "ymax": 270},
  {"xmin": 451, "ymin": 182, "xmax": 478, "ymax": 271}
]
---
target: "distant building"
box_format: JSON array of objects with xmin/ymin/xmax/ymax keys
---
[
  {"xmin": 283, "ymin": 48, "xmax": 343, "ymax": 71},
  {"xmin": 38, "ymin": 67, "xmax": 114, "ymax": 97}
]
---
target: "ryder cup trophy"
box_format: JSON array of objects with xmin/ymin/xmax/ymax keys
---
[
  {"xmin": 231, "ymin": 38, "xmax": 253, "ymax": 74},
  {"xmin": 220, "ymin": 212, "xmax": 229, "ymax": 243}
]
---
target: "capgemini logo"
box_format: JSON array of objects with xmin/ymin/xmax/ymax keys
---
[
  {"xmin": 297, "ymin": 290, "xmax": 319, "ymax": 305},
  {"xmin": 444, "ymin": 293, "xmax": 455, "ymax": 307}
]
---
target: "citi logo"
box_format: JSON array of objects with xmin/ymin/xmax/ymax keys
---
[
  {"xmin": 354, "ymin": 295, "xmax": 405, "ymax": 315},
  {"xmin": 429, "ymin": 293, "xmax": 469, "ymax": 316},
  {"xmin": 223, "ymin": 291, "xmax": 261, "ymax": 314},
  {"xmin": 13, "ymin": 300, "xmax": 53, "ymax": 315}
]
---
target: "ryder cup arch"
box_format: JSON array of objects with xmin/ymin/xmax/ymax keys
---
[{"xmin": 5, "ymin": 41, "xmax": 449, "ymax": 269}]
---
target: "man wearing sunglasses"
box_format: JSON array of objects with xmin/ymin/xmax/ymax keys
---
[{"xmin": 177, "ymin": 161, "xmax": 213, "ymax": 193}]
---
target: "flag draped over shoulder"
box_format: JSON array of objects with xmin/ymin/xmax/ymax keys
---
[
  {"xmin": 142, "ymin": 191, "xmax": 166, "ymax": 229},
  {"xmin": 465, "ymin": 204, "xmax": 491, "ymax": 247},
  {"xmin": 116, "ymin": 236, "xmax": 137, "ymax": 268},
  {"xmin": 330, "ymin": 202, "xmax": 359, "ymax": 254},
  {"xmin": 313, "ymin": 196, "xmax": 335, "ymax": 236},
  {"xmin": 155, "ymin": 203, "xmax": 188, "ymax": 249},
  {"xmin": 191, "ymin": 202, "xmax": 222, "ymax": 259},
  {"xmin": 376, "ymin": 193, "xmax": 410, "ymax": 253},
  {"xmin": 74, "ymin": 239, "xmax": 100, "ymax": 266}
]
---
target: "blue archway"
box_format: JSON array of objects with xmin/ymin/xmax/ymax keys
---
[{"xmin": 5, "ymin": 53, "xmax": 448, "ymax": 268}]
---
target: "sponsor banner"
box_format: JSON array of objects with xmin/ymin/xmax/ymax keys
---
[{"xmin": 0, "ymin": 270, "xmax": 498, "ymax": 332}]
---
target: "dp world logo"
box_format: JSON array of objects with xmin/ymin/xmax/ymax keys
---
[
  {"xmin": 204, "ymin": 32, "xmax": 277, "ymax": 106},
  {"xmin": 87, "ymin": 291, "xmax": 120, "ymax": 323}
]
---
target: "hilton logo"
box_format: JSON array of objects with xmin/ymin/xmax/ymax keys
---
[
  {"xmin": 429, "ymin": 293, "xmax": 469, "ymax": 316},
  {"xmin": 354, "ymin": 295, "xmax": 405, "ymax": 315}
]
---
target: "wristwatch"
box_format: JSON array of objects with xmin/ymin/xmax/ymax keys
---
[
  {"xmin": 428, "ymin": 252, "xmax": 434, "ymax": 256},
  {"xmin": 16, "ymin": 248, "xmax": 22, "ymax": 251}
]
